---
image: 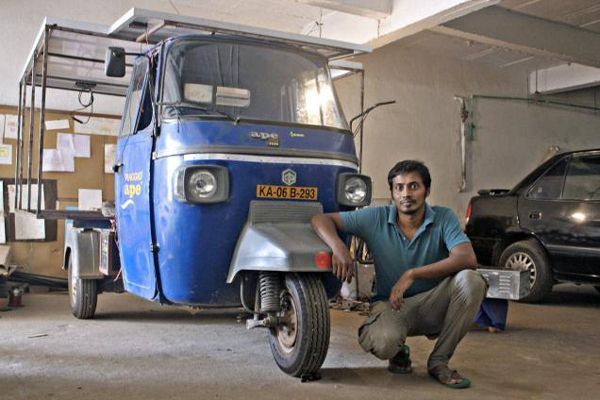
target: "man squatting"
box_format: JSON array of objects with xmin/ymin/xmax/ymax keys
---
[{"xmin": 311, "ymin": 160, "xmax": 487, "ymax": 389}]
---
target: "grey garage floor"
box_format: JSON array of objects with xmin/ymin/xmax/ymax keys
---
[{"xmin": 1, "ymin": 285, "xmax": 599, "ymax": 400}]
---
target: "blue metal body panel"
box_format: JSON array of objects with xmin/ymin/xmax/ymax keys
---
[
  {"xmin": 115, "ymin": 127, "xmax": 158, "ymax": 300},
  {"xmin": 149, "ymin": 120, "xmax": 355, "ymax": 305},
  {"xmin": 154, "ymin": 119, "xmax": 355, "ymax": 158}
]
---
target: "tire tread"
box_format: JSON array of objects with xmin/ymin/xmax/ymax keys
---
[{"xmin": 269, "ymin": 273, "xmax": 330, "ymax": 377}]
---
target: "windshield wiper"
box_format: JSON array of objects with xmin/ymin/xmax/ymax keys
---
[{"xmin": 160, "ymin": 101, "xmax": 240, "ymax": 123}]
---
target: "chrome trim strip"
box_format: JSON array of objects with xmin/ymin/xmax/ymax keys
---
[
  {"xmin": 180, "ymin": 153, "xmax": 358, "ymax": 169},
  {"xmin": 153, "ymin": 145, "xmax": 358, "ymax": 164},
  {"xmin": 546, "ymin": 244, "xmax": 600, "ymax": 256}
]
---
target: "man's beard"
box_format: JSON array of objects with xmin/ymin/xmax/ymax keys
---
[{"xmin": 398, "ymin": 206, "xmax": 419, "ymax": 215}]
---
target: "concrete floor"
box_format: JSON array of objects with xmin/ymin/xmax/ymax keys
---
[{"xmin": 1, "ymin": 285, "xmax": 599, "ymax": 400}]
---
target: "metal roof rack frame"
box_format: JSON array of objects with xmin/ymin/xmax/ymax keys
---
[{"xmin": 15, "ymin": 8, "xmax": 371, "ymax": 221}]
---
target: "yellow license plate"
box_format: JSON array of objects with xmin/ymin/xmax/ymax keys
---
[{"xmin": 256, "ymin": 185, "xmax": 318, "ymax": 200}]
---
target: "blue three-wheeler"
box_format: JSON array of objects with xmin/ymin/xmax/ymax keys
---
[{"xmin": 19, "ymin": 10, "xmax": 372, "ymax": 378}]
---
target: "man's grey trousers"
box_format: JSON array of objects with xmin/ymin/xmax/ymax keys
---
[{"xmin": 358, "ymin": 269, "xmax": 488, "ymax": 370}]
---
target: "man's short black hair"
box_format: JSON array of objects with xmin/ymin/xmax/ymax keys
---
[{"xmin": 387, "ymin": 160, "xmax": 431, "ymax": 190}]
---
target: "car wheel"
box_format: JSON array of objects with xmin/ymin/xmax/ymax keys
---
[
  {"xmin": 594, "ymin": 286, "xmax": 600, "ymax": 294},
  {"xmin": 499, "ymin": 239, "xmax": 553, "ymax": 303},
  {"xmin": 269, "ymin": 273, "xmax": 330, "ymax": 378},
  {"xmin": 68, "ymin": 256, "xmax": 98, "ymax": 319}
]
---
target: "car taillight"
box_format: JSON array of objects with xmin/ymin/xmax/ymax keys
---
[{"xmin": 465, "ymin": 202, "xmax": 472, "ymax": 225}]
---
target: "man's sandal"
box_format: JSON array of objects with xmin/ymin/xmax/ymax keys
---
[
  {"xmin": 428, "ymin": 365, "xmax": 471, "ymax": 389},
  {"xmin": 387, "ymin": 344, "xmax": 413, "ymax": 374}
]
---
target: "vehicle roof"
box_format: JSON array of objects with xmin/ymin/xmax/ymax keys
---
[
  {"xmin": 20, "ymin": 8, "xmax": 371, "ymax": 97},
  {"xmin": 511, "ymin": 148, "xmax": 600, "ymax": 193}
]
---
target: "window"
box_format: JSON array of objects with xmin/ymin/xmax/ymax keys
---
[
  {"xmin": 526, "ymin": 158, "xmax": 567, "ymax": 200},
  {"xmin": 161, "ymin": 40, "xmax": 347, "ymax": 129},
  {"xmin": 563, "ymin": 155, "xmax": 600, "ymax": 200},
  {"xmin": 120, "ymin": 57, "xmax": 149, "ymax": 136}
]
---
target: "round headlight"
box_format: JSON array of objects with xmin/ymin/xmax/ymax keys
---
[
  {"xmin": 189, "ymin": 170, "xmax": 217, "ymax": 198},
  {"xmin": 344, "ymin": 177, "xmax": 367, "ymax": 203}
]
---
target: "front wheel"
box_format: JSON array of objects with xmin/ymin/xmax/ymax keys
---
[
  {"xmin": 67, "ymin": 257, "xmax": 98, "ymax": 319},
  {"xmin": 269, "ymin": 273, "xmax": 330, "ymax": 378}
]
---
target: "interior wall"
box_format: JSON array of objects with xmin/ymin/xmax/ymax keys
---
[
  {"xmin": 0, "ymin": 105, "xmax": 117, "ymax": 277},
  {"xmin": 334, "ymin": 39, "xmax": 600, "ymax": 220}
]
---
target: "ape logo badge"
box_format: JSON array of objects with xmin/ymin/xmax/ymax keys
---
[{"xmin": 281, "ymin": 169, "xmax": 296, "ymax": 186}]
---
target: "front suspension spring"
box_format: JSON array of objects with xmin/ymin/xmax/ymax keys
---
[{"xmin": 259, "ymin": 272, "xmax": 281, "ymax": 313}]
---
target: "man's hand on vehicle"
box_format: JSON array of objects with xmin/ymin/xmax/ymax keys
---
[
  {"xmin": 389, "ymin": 270, "xmax": 415, "ymax": 310},
  {"xmin": 332, "ymin": 245, "xmax": 354, "ymax": 283}
]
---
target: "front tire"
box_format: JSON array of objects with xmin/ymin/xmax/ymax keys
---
[
  {"xmin": 269, "ymin": 273, "xmax": 330, "ymax": 377},
  {"xmin": 499, "ymin": 239, "xmax": 553, "ymax": 303},
  {"xmin": 67, "ymin": 257, "xmax": 98, "ymax": 319}
]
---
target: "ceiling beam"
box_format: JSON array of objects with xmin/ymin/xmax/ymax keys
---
[
  {"xmin": 300, "ymin": 0, "xmax": 500, "ymax": 48},
  {"xmin": 433, "ymin": 5, "xmax": 600, "ymax": 68}
]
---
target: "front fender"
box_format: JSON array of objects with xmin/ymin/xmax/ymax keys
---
[
  {"xmin": 64, "ymin": 223, "xmax": 103, "ymax": 279},
  {"xmin": 227, "ymin": 201, "xmax": 332, "ymax": 283}
]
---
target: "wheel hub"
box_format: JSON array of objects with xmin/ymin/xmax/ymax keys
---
[
  {"xmin": 276, "ymin": 293, "xmax": 298, "ymax": 352},
  {"xmin": 506, "ymin": 251, "xmax": 537, "ymax": 286}
]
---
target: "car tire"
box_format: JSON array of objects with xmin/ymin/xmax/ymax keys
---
[
  {"xmin": 499, "ymin": 239, "xmax": 553, "ymax": 303},
  {"xmin": 268, "ymin": 273, "xmax": 330, "ymax": 378},
  {"xmin": 594, "ymin": 286, "xmax": 600, "ymax": 294},
  {"xmin": 68, "ymin": 256, "xmax": 98, "ymax": 319}
]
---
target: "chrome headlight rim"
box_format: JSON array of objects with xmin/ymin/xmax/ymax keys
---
[
  {"xmin": 189, "ymin": 170, "xmax": 218, "ymax": 198},
  {"xmin": 173, "ymin": 165, "xmax": 229, "ymax": 204},
  {"xmin": 337, "ymin": 173, "xmax": 372, "ymax": 207},
  {"xmin": 344, "ymin": 176, "xmax": 368, "ymax": 203}
]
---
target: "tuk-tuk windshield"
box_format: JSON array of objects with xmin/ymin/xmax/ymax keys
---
[{"xmin": 162, "ymin": 39, "xmax": 348, "ymax": 130}]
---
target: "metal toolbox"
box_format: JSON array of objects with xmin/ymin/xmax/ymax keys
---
[{"xmin": 477, "ymin": 268, "xmax": 529, "ymax": 300}]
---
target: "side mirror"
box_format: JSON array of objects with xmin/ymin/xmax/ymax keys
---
[{"xmin": 105, "ymin": 47, "xmax": 126, "ymax": 77}]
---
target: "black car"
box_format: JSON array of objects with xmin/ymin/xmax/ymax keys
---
[{"xmin": 465, "ymin": 149, "xmax": 600, "ymax": 302}]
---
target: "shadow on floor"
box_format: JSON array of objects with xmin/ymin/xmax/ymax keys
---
[
  {"xmin": 94, "ymin": 308, "xmax": 248, "ymax": 325},
  {"xmin": 540, "ymin": 284, "xmax": 600, "ymax": 307}
]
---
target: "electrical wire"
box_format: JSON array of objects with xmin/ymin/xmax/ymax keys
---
[{"xmin": 71, "ymin": 88, "xmax": 95, "ymax": 125}]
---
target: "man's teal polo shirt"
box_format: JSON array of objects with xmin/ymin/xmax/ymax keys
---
[{"xmin": 339, "ymin": 204, "xmax": 470, "ymax": 301}]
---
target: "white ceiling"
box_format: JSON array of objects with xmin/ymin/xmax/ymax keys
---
[
  {"xmin": 146, "ymin": 0, "xmax": 332, "ymax": 34},
  {"xmin": 164, "ymin": 0, "xmax": 600, "ymax": 78}
]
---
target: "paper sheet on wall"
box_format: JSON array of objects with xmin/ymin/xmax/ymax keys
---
[
  {"xmin": 42, "ymin": 148, "xmax": 75, "ymax": 172},
  {"xmin": 14, "ymin": 210, "xmax": 45, "ymax": 240},
  {"xmin": 45, "ymin": 119, "xmax": 70, "ymax": 131},
  {"xmin": 57, "ymin": 132, "xmax": 90, "ymax": 158},
  {"xmin": 0, "ymin": 215, "xmax": 6, "ymax": 244},
  {"xmin": 74, "ymin": 134, "xmax": 90, "ymax": 158},
  {"xmin": 74, "ymin": 117, "xmax": 120, "ymax": 136},
  {"xmin": 0, "ymin": 144, "xmax": 12, "ymax": 164},
  {"xmin": 8, "ymin": 184, "xmax": 45, "ymax": 213},
  {"xmin": 4, "ymin": 114, "xmax": 18, "ymax": 140},
  {"xmin": 105, "ymin": 144, "xmax": 117, "ymax": 173},
  {"xmin": 78, "ymin": 189, "xmax": 102, "ymax": 211}
]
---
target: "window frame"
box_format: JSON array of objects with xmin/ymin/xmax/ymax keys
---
[
  {"xmin": 157, "ymin": 37, "xmax": 348, "ymax": 130},
  {"xmin": 119, "ymin": 56, "xmax": 151, "ymax": 136},
  {"xmin": 561, "ymin": 154, "xmax": 600, "ymax": 202},
  {"xmin": 524, "ymin": 156, "xmax": 569, "ymax": 201}
]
